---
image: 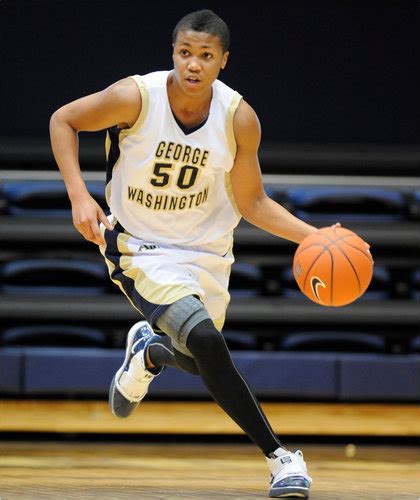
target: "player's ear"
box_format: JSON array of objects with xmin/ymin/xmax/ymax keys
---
[{"xmin": 221, "ymin": 51, "xmax": 229, "ymax": 70}]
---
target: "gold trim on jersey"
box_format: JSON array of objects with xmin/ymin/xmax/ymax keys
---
[
  {"xmin": 224, "ymin": 91, "xmax": 243, "ymax": 219},
  {"xmin": 99, "ymin": 234, "xmax": 140, "ymax": 313},
  {"xmin": 123, "ymin": 75, "xmax": 149, "ymax": 136},
  {"xmin": 104, "ymin": 76, "xmax": 150, "ymax": 206},
  {"xmin": 104, "ymin": 132, "xmax": 112, "ymax": 206},
  {"xmin": 225, "ymin": 91, "xmax": 242, "ymax": 158}
]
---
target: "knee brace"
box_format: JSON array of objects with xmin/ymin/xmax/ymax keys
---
[{"xmin": 155, "ymin": 295, "xmax": 211, "ymax": 357}]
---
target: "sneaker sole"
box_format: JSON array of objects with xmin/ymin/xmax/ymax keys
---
[
  {"xmin": 269, "ymin": 486, "xmax": 309, "ymax": 498},
  {"xmin": 109, "ymin": 374, "xmax": 119, "ymax": 418},
  {"xmin": 109, "ymin": 373, "xmax": 140, "ymax": 418}
]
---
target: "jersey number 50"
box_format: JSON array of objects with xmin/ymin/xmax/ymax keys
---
[{"xmin": 150, "ymin": 162, "xmax": 200, "ymax": 190}]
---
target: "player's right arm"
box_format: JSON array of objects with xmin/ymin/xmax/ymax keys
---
[{"xmin": 49, "ymin": 77, "xmax": 141, "ymax": 244}]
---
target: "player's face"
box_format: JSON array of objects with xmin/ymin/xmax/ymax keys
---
[{"xmin": 172, "ymin": 30, "xmax": 229, "ymax": 95}]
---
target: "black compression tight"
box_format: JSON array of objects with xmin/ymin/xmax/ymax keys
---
[
  {"xmin": 186, "ymin": 319, "xmax": 281, "ymax": 455},
  {"xmin": 148, "ymin": 335, "xmax": 199, "ymax": 375},
  {"xmin": 148, "ymin": 320, "xmax": 281, "ymax": 455}
]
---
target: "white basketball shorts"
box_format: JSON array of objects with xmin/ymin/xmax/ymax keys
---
[{"xmin": 99, "ymin": 219, "xmax": 234, "ymax": 331}]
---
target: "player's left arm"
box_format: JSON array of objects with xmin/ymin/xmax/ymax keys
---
[{"xmin": 230, "ymin": 100, "xmax": 317, "ymax": 244}]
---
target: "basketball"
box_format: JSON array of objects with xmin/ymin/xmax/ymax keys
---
[{"xmin": 293, "ymin": 226, "xmax": 374, "ymax": 307}]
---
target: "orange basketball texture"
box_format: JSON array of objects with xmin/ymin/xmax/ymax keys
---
[{"xmin": 293, "ymin": 226, "xmax": 374, "ymax": 306}]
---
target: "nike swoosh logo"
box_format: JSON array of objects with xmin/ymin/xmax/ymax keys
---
[{"xmin": 310, "ymin": 276, "xmax": 326, "ymax": 303}]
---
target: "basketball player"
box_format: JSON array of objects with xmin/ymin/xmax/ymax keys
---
[{"xmin": 50, "ymin": 10, "xmax": 317, "ymax": 498}]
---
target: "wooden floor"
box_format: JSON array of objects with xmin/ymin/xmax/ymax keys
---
[
  {"xmin": 1, "ymin": 400, "xmax": 420, "ymax": 436},
  {"xmin": 1, "ymin": 441, "xmax": 419, "ymax": 499}
]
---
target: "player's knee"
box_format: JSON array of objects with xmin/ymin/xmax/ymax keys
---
[{"xmin": 187, "ymin": 319, "xmax": 228, "ymax": 357}]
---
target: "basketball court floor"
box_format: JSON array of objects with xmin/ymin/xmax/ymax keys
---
[{"xmin": 1, "ymin": 440, "xmax": 419, "ymax": 499}]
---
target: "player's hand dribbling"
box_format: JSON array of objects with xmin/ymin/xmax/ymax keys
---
[
  {"xmin": 331, "ymin": 221, "xmax": 370, "ymax": 251},
  {"xmin": 71, "ymin": 192, "xmax": 113, "ymax": 245}
]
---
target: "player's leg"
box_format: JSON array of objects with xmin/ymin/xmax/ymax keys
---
[
  {"xmin": 147, "ymin": 333, "xmax": 199, "ymax": 374},
  {"xmin": 109, "ymin": 292, "xmax": 278, "ymax": 451},
  {"xmin": 152, "ymin": 296, "xmax": 312, "ymax": 497},
  {"xmin": 109, "ymin": 294, "xmax": 311, "ymax": 497},
  {"xmin": 184, "ymin": 315, "xmax": 312, "ymax": 498},
  {"xmin": 108, "ymin": 318, "xmax": 200, "ymax": 419}
]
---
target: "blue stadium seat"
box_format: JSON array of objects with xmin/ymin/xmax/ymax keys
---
[
  {"xmin": 411, "ymin": 268, "xmax": 420, "ymax": 300},
  {"xmin": 279, "ymin": 331, "xmax": 386, "ymax": 353},
  {"xmin": 0, "ymin": 347, "xmax": 23, "ymax": 394},
  {"xmin": 339, "ymin": 354, "xmax": 420, "ymax": 401},
  {"xmin": 355, "ymin": 265, "xmax": 391, "ymax": 301},
  {"xmin": 286, "ymin": 187, "xmax": 405, "ymax": 222},
  {"xmin": 2, "ymin": 180, "xmax": 106, "ymax": 217},
  {"xmin": 229, "ymin": 262, "xmax": 262, "ymax": 298},
  {"xmin": 7, "ymin": 347, "xmax": 420, "ymax": 400},
  {"xmin": 409, "ymin": 336, "xmax": 420, "ymax": 354},
  {"xmin": 1, "ymin": 325, "xmax": 107, "ymax": 347},
  {"xmin": 23, "ymin": 348, "xmax": 122, "ymax": 395},
  {"xmin": 0, "ymin": 258, "xmax": 108, "ymax": 295},
  {"xmin": 409, "ymin": 190, "xmax": 420, "ymax": 220},
  {"xmin": 222, "ymin": 329, "xmax": 257, "ymax": 350},
  {"xmin": 0, "ymin": 184, "xmax": 7, "ymax": 214},
  {"xmin": 19, "ymin": 348, "xmax": 336, "ymax": 399}
]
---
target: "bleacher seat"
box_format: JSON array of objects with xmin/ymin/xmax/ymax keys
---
[
  {"xmin": 356, "ymin": 266, "xmax": 391, "ymax": 301},
  {"xmin": 409, "ymin": 190, "xmax": 420, "ymax": 219},
  {"xmin": 222, "ymin": 329, "xmax": 257, "ymax": 350},
  {"xmin": 1, "ymin": 325, "xmax": 107, "ymax": 347},
  {"xmin": 0, "ymin": 184, "xmax": 7, "ymax": 214},
  {"xmin": 2, "ymin": 180, "xmax": 106, "ymax": 217},
  {"xmin": 411, "ymin": 268, "xmax": 420, "ymax": 299},
  {"xmin": 0, "ymin": 258, "xmax": 108, "ymax": 295},
  {"xmin": 339, "ymin": 354, "xmax": 420, "ymax": 401},
  {"xmin": 22, "ymin": 348, "xmax": 121, "ymax": 395},
  {"xmin": 409, "ymin": 336, "xmax": 420, "ymax": 354},
  {"xmin": 229, "ymin": 262, "xmax": 262, "ymax": 298},
  {"xmin": 2, "ymin": 346, "xmax": 418, "ymax": 401},
  {"xmin": 0, "ymin": 348, "xmax": 22, "ymax": 394},
  {"xmin": 279, "ymin": 331, "xmax": 386, "ymax": 353},
  {"xmin": 15, "ymin": 347, "xmax": 337, "ymax": 399},
  {"xmin": 286, "ymin": 187, "xmax": 406, "ymax": 222}
]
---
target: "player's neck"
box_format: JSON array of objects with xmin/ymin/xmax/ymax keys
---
[{"xmin": 167, "ymin": 73, "xmax": 212, "ymax": 121}]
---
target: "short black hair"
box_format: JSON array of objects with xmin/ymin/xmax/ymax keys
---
[{"xmin": 172, "ymin": 9, "xmax": 230, "ymax": 52}]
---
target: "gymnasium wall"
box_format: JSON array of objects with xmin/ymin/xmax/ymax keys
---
[{"xmin": 2, "ymin": 1, "xmax": 419, "ymax": 144}]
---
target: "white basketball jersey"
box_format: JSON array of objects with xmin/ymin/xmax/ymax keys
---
[{"xmin": 105, "ymin": 70, "xmax": 243, "ymax": 255}]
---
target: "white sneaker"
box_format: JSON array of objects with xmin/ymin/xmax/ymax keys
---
[
  {"xmin": 266, "ymin": 447, "xmax": 312, "ymax": 498},
  {"xmin": 109, "ymin": 321, "xmax": 163, "ymax": 418}
]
